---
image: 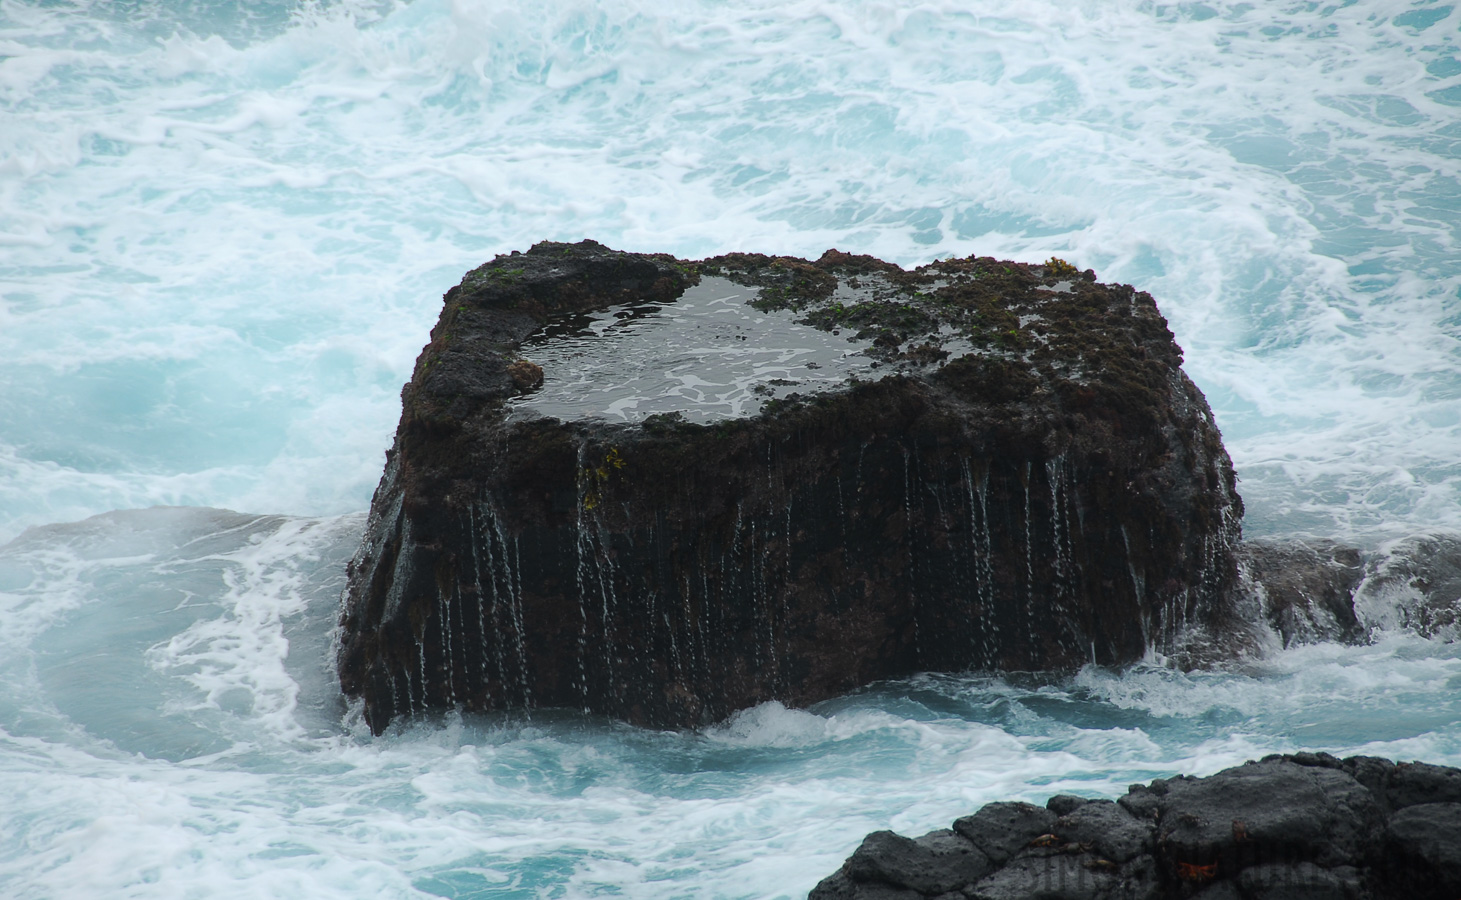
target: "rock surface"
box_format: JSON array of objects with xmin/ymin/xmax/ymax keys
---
[
  {"xmin": 336, "ymin": 240, "xmax": 1245, "ymax": 733},
  {"xmin": 810, "ymin": 754, "xmax": 1461, "ymax": 900},
  {"xmin": 1351, "ymin": 534, "xmax": 1461, "ymax": 641}
]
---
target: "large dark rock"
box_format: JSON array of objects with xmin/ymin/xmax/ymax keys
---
[
  {"xmin": 844, "ymin": 829, "xmax": 994, "ymax": 895},
  {"xmin": 953, "ymin": 802, "xmax": 1058, "ymax": 865},
  {"xmin": 336, "ymin": 240, "xmax": 1244, "ymax": 733},
  {"xmin": 1150, "ymin": 758, "xmax": 1383, "ymax": 871},
  {"xmin": 1385, "ymin": 803, "xmax": 1461, "ymax": 897},
  {"xmin": 810, "ymin": 754, "xmax": 1461, "ymax": 900}
]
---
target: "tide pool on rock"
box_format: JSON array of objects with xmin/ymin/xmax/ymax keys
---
[{"xmin": 508, "ymin": 275, "xmax": 878, "ymax": 422}]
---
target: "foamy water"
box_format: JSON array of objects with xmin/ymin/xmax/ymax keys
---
[
  {"xmin": 4, "ymin": 0, "xmax": 1459, "ymax": 541},
  {"xmin": 3, "ymin": 1, "xmax": 1460, "ymax": 896},
  {"xmin": 2, "ymin": 507, "xmax": 1458, "ymax": 898}
]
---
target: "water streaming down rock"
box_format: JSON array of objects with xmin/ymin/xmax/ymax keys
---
[{"xmin": 336, "ymin": 240, "xmax": 1247, "ymax": 733}]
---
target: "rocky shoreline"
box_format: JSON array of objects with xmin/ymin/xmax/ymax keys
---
[{"xmin": 809, "ymin": 753, "xmax": 1461, "ymax": 900}]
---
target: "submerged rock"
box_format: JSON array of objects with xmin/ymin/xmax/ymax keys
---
[
  {"xmin": 810, "ymin": 754, "xmax": 1461, "ymax": 900},
  {"xmin": 1236, "ymin": 539, "xmax": 1366, "ymax": 647},
  {"xmin": 1232, "ymin": 534, "xmax": 1461, "ymax": 649},
  {"xmin": 1352, "ymin": 533, "xmax": 1461, "ymax": 641},
  {"xmin": 336, "ymin": 240, "xmax": 1244, "ymax": 733}
]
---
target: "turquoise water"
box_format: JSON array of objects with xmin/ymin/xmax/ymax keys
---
[{"xmin": 3, "ymin": 1, "xmax": 1460, "ymax": 896}]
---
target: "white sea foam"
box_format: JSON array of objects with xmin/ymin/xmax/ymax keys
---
[
  {"xmin": 3, "ymin": 0, "xmax": 1459, "ymax": 541},
  {"xmin": 1, "ymin": 510, "xmax": 1459, "ymax": 897}
]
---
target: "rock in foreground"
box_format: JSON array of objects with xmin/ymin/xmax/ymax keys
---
[
  {"xmin": 337, "ymin": 240, "xmax": 1243, "ymax": 733},
  {"xmin": 810, "ymin": 753, "xmax": 1461, "ymax": 900}
]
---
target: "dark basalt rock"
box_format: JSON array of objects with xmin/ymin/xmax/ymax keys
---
[
  {"xmin": 1151, "ymin": 758, "xmax": 1383, "ymax": 870},
  {"xmin": 953, "ymin": 802, "xmax": 1058, "ymax": 865},
  {"xmin": 846, "ymin": 830, "xmax": 994, "ymax": 895},
  {"xmin": 337, "ymin": 239, "xmax": 1245, "ymax": 733},
  {"xmin": 810, "ymin": 754, "xmax": 1461, "ymax": 900},
  {"xmin": 1386, "ymin": 803, "xmax": 1461, "ymax": 898}
]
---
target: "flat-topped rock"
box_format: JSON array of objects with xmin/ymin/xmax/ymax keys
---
[{"xmin": 336, "ymin": 240, "xmax": 1244, "ymax": 733}]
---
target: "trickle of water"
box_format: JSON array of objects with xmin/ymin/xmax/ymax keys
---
[
  {"xmin": 962, "ymin": 459, "xmax": 998, "ymax": 666},
  {"xmin": 466, "ymin": 505, "xmax": 494, "ymax": 707},
  {"xmin": 381, "ymin": 514, "xmax": 415, "ymax": 623},
  {"xmin": 1045, "ymin": 455, "xmax": 1084, "ymax": 657},
  {"xmin": 1023, "ymin": 462, "xmax": 1036, "ymax": 651},
  {"xmin": 578, "ymin": 517, "xmax": 613, "ymax": 712},
  {"xmin": 504, "ymin": 528, "xmax": 531, "ymax": 710},
  {"xmin": 1122, "ymin": 525, "xmax": 1154, "ymax": 658},
  {"xmin": 747, "ymin": 519, "xmax": 765, "ymax": 681},
  {"xmin": 664, "ymin": 611, "xmax": 683, "ymax": 682},
  {"xmin": 438, "ymin": 583, "xmax": 456, "ymax": 705},
  {"xmin": 385, "ymin": 667, "xmax": 401, "ymax": 721},
  {"xmin": 696, "ymin": 568, "xmax": 713, "ymax": 687},
  {"xmin": 836, "ymin": 472, "xmax": 850, "ymax": 569},
  {"xmin": 1046, "ymin": 456, "xmax": 1069, "ymax": 590},
  {"xmin": 477, "ymin": 498, "xmax": 532, "ymax": 711},
  {"xmin": 573, "ymin": 450, "xmax": 595, "ymax": 711},
  {"xmin": 470, "ymin": 502, "xmax": 508, "ymax": 708},
  {"xmin": 903, "ymin": 448, "xmax": 921, "ymax": 658},
  {"xmin": 416, "ymin": 633, "xmax": 429, "ymax": 711},
  {"xmin": 780, "ymin": 497, "xmax": 794, "ymax": 696}
]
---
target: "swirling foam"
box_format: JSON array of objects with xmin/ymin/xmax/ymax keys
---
[{"xmin": 2, "ymin": 0, "xmax": 1459, "ymax": 541}]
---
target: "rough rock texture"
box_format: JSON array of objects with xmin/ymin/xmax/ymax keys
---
[
  {"xmin": 810, "ymin": 754, "xmax": 1461, "ymax": 900},
  {"xmin": 336, "ymin": 240, "xmax": 1244, "ymax": 733}
]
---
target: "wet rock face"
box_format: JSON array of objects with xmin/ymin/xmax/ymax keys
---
[
  {"xmin": 336, "ymin": 240, "xmax": 1243, "ymax": 733},
  {"xmin": 811, "ymin": 754, "xmax": 1461, "ymax": 900}
]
